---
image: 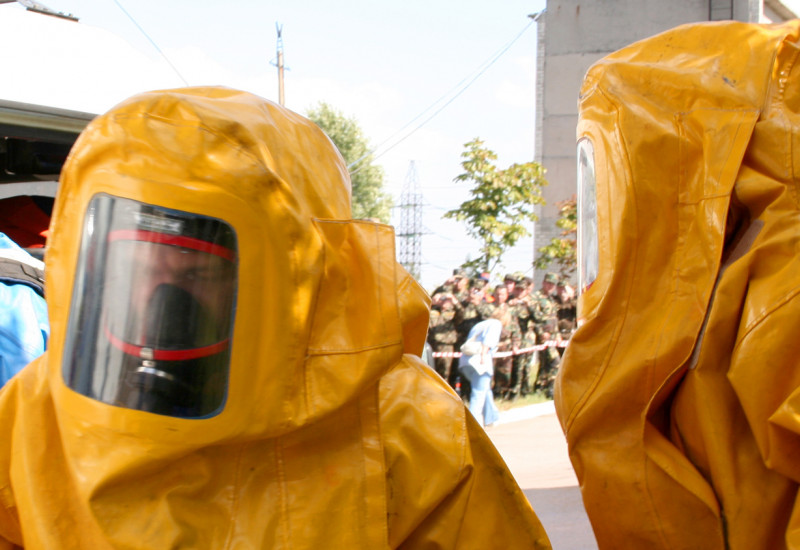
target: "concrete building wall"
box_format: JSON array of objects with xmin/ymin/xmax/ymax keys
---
[{"xmin": 533, "ymin": 0, "xmax": 795, "ymax": 280}]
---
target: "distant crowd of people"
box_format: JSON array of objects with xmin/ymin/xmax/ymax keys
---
[{"xmin": 427, "ymin": 269, "xmax": 577, "ymax": 402}]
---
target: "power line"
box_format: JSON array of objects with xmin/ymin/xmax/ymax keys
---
[
  {"xmin": 348, "ymin": 18, "xmax": 537, "ymax": 175},
  {"xmin": 112, "ymin": 0, "xmax": 189, "ymax": 86}
]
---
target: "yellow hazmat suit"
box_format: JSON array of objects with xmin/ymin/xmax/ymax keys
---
[
  {"xmin": 0, "ymin": 88, "xmax": 551, "ymax": 549},
  {"xmin": 556, "ymin": 20, "xmax": 800, "ymax": 549}
]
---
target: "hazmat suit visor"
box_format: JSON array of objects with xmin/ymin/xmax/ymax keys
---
[
  {"xmin": 63, "ymin": 194, "xmax": 238, "ymax": 418},
  {"xmin": 577, "ymin": 137, "xmax": 598, "ymax": 296}
]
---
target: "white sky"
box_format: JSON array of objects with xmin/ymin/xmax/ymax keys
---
[{"xmin": 1, "ymin": 0, "xmax": 547, "ymax": 291}]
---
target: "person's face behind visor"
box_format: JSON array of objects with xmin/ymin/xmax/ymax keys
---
[
  {"xmin": 63, "ymin": 194, "xmax": 238, "ymax": 419},
  {"xmin": 110, "ymin": 238, "xmax": 235, "ymax": 345}
]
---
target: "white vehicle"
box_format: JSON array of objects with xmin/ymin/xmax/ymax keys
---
[
  {"xmin": 0, "ymin": 0, "xmax": 181, "ymax": 257},
  {"xmin": 0, "ymin": 98, "xmax": 94, "ymax": 198},
  {"xmin": 0, "ymin": 99, "xmax": 94, "ymax": 258}
]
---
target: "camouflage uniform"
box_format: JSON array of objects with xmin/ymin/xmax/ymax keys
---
[
  {"xmin": 427, "ymin": 295, "xmax": 462, "ymax": 388},
  {"xmin": 490, "ymin": 303, "xmax": 521, "ymax": 399},
  {"xmin": 530, "ymin": 287, "xmax": 559, "ymax": 398},
  {"xmin": 555, "ymin": 293, "xmax": 577, "ymax": 356},
  {"xmin": 509, "ymin": 293, "xmax": 536, "ymax": 399}
]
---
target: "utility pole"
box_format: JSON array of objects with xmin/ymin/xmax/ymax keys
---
[{"xmin": 275, "ymin": 23, "xmax": 285, "ymax": 106}]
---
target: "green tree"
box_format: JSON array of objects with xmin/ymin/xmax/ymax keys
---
[
  {"xmin": 444, "ymin": 138, "xmax": 548, "ymax": 273},
  {"xmin": 534, "ymin": 196, "xmax": 577, "ymax": 278},
  {"xmin": 306, "ymin": 102, "xmax": 392, "ymax": 222}
]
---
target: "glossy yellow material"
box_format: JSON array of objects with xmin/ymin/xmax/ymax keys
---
[
  {"xmin": 0, "ymin": 88, "xmax": 550, "ymax": 549},
  {"xmin": 556, "ymin": 20, "xmax": 800, "ymax": 549}
]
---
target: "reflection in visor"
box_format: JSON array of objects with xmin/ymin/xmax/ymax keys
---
[
  {"xmin": 63, "ymin": 194, "xmax": 238, "ymax": 418},
  {"xmin": 577, "ymin": 138, "xmax": 598, "ymax": 295}
]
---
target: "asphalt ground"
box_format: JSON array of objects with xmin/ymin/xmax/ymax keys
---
[{"xmin": 488, "ymin": 402, "xmax": 599, "ymax": 550}]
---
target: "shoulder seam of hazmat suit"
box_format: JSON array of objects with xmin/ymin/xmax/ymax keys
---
[{"xmin": 0, "ymin": 86, "xmax": 551, "ymax": 549}]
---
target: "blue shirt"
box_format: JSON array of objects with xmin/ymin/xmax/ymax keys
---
[
  {"xmin": 0, "ymin": 233, "xmax": 48, "ymax": 387},
  {"xmin": 458, "ymin": 318, "xmax": 502, "ymax": 373}
]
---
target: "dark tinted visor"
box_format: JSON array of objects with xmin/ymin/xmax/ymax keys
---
[{"xmin": 63, "ymin": 194, "xmax": 237, "ymax": 418}]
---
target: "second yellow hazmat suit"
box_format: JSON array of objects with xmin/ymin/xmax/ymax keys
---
[
  {"xmin": 0, "ymin": 87, "xmax": 551, "ymax": 549},
  {"xmin": 556, "ymin": 20, "xmax": 800, "ymax": 550}
]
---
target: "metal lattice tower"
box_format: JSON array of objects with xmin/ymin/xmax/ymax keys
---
[{"xmin": 397, "ymin": 161, "xmax": 423, "ymax": 280}]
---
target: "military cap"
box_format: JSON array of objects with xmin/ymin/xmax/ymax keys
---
[
  {"xmin": 472, "ymin": 272, "xmax": 491, "ymax": 289},
  {"xmin": 544, "ymin": 272, "xmax": 560, "ymax": 284}
]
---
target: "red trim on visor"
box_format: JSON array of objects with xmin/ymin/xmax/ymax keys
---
[
  {"xmin": 108, "ymin": 229, "xmax": 235, "ymax": 262},
  {"xmin": 105, "ymin": 326, "xmax": 230, "ymax": 361}
]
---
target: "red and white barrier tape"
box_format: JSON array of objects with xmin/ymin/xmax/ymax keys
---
[{"xmin": 431, "ymin": 340, "xmax": 568, "ymax": 359}]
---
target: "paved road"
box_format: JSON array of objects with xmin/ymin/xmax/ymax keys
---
[{"xmin": 488, "ymin": 402, "xmax": 599, "ymax": 550}]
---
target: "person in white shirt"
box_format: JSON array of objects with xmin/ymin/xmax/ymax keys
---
[{"xmin": 458, "ymin": 313, "xmax": 504, "ymax": 426}]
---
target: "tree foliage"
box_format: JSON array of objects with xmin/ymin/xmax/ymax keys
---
[
  {"xmin": 534, "ymin": 196, "xmax": 577, "ymax": 278},
  {"xmin": 306, "ymin": 102, "xmax": 392, "ymax": 223},
  {"xmin": 443, "ymin": 138, "xmax": 548, "ymax": 273}
]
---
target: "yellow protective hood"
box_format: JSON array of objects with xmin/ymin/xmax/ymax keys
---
[
  {"xmin": 557, "ymin": 21, "xmax": 800, "ymax": 549},
  {"xmin": 45, "ymin": 86, "xmax": 428, "ymax": 443}
]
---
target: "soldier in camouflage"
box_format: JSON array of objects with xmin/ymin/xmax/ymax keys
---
[
  {"xmin": 456, "ymin": 280, "xmax": 493, "ymax": 344},
  {"xmin": 432, "ymin": 268, "xmax": 470, "ymax": 303},
  {"xmin": 452, "ymin": 269, "xmax": 471, "ymax": 305},
  {"xmin": 508, "ymin": 275, "xmax": 536, "ymax": 400},
  {"xmin": 488, "ymin": 284, "xmax": 521, "ymax": 400},
  {"xmin": 427, "ymin": 288, "xmax": 463, "ymax": 389},
  {"xmin": 530, "ymin": 272, "xmax": 560, "ymax": 398},
  {"xmin": 502, "ymin": 273, "xmax": 517, "ymax": 300}
]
